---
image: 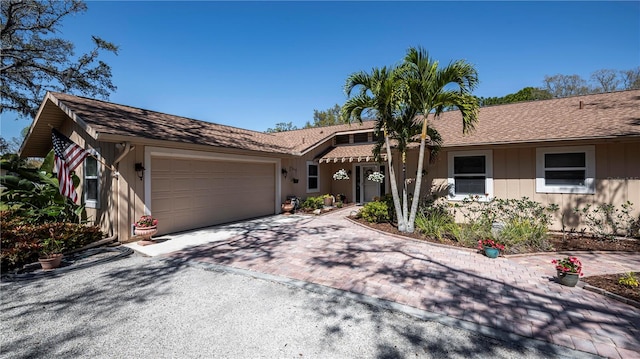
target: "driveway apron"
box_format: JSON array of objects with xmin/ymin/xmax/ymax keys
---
[{"xmin": 163, "ymin": 209, "xmax": 640, "ymax": 359}]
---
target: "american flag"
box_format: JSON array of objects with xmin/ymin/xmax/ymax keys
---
[{"xmin": 52, "ymin": 129, "xmax": 90, "ymax": 202}]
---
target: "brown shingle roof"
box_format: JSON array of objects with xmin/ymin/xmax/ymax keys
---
[
  {"xmin": 48, "ymin": 92, "xmax": 292, "ymax": 154},
  {"xmin": 271, "ymin": 121, "xmax": 377, "ymax": 154},
  {"xmin": 430, "ymin": 90, "xmax": 640, "ymax": 147},
  {"xmin": 22, "ymin": 90, "xmax": 639, "ymax": 158},
  {"xmin": 317, "ymin": 144, "xmax": 387, "ymax": 163}
]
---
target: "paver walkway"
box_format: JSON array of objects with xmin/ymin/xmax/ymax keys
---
[{"xmin": 163, "ymin": 209, "xmax": 640, "ymax": 359}]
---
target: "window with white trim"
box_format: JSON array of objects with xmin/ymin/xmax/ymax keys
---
[
  {"xmin": 307, "ymin": 161, "xmax": 319, "ymax": 192},
  {"xmin": 536, "ymin": 146, "xmax": 595, "ymax": 194},
  {"xmin": 448, "ymin": 150, "xmax": 493, "ymax": 201},
  {"xmin": 84, "ymin": 149, "xmax": 100, "ymax": 208}
]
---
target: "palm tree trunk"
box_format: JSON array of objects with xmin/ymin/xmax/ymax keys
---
[
  {"xmin": 384, "ymin": 131, "xmax": 406, "ymax": 232},
  {"xmin": 402, "ymin": 150, "xmax": 409, "ymax": 227},
  {"xmin": 407, "ymin": 118, "xmax": 428, "ymax": 233}
]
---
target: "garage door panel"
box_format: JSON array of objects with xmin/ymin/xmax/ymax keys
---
[{"xmin": 151, "ymin": 156, "xmax": 275, "ymax": 235}]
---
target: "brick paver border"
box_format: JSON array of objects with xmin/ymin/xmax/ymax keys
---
[{"xmin": 164, "ymin": 210, "xmax": 640, "ymax": 359}]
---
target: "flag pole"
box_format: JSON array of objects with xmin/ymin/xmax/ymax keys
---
[
  {"xmin": 88, "ymin": 152, "xmax": 118, "ymax": 173},
  {"xmin": 48, "ymin": 125, "xmax": 118, "ymax": 172}
]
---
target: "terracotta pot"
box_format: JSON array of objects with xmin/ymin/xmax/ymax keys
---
[
  {"xmin": 323, "ymin": 197, "xmax": 334, "ymax": 207},
  {"xmin": 134, "ymin": 226, "xmax": 158, "ymax": 240},
  {"xmin": 39, "ymin": 253, "xmax": 63, "ymax": 271},
  {"xmin": 281, "ymin": 202, "xmax": 295, "ymax": 214}
]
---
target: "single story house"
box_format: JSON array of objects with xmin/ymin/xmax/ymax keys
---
[{"xmin": 20, "ymin": 90, "xmax": 640, "ymax": 240}]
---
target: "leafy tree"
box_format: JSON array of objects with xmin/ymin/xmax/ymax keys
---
[
  {"xmin": 0, "ymin": 138, "xmax": 10, "ymax": 154},
  {"xmin": 479, "ymin": 87, "xmax": 552, "ymax": 106},
  {"xmin": 0, "ymin": 126, "xmax": 29, "ymax": 155},
  {"xmin": 1, "ymin": 0, "xmax": 119, "ymax": 118},
  {"xmin": 543, "ymin": 74, "xmax": 590, "ymax": 98},
  {"xmin": 621, "ymin": 67, "xmax": 640, "ymax": 90},
  {"xmin": 590, "ymin": 69, "xmax": 620, "ymax": 93},
  {"xmin": 304, "ymin": 104, "xmax": 342, "ymax": 128},
  {"xmin": 265, "ymin": 122, "xmax": 298, "ymax": 133}
]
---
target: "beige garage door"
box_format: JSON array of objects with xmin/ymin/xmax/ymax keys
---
[{"xmin": 151, "ymin": 156, "xmax": 276, "ymax": 235}]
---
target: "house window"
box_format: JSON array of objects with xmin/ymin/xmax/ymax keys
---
[
  {"xmin": 353, "ymin": 133, "xmax": 369, "ymax": 143},
  {"xmin": 536, "ymin": 146, "xmax": 595, "ymax": 194},
  {"xmin": 335, "ymin": 135, "xmax": 350, "ymax": 145},
  {"xmin": 447, "ymin": 150, "xmax": 493, "ymax": 201},
  {"xmin": 84, "ymin": 150, "xmax": 100, "ymax": 208},
  {"xmin": 307, "ymin": 161, "xmax": 319, "ymax": 192}
]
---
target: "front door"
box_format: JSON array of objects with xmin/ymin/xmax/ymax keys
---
[{"xmin": 362, "ymin": 165, "xmax": 380, "ymax": 203}]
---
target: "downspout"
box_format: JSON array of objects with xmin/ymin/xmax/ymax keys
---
[{"xmin": 74, "ymin": 142, "xmax": 134, "ymax": 252}]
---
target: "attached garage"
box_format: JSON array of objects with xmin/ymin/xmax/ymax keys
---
[{"xmin": 146, "ymin": 148, "xmax": 279, "ymax": 236}]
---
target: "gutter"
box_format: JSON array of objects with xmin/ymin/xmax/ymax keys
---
[{"xmin": 77, "ymin": 142, "xmax": 134, "ymax": 250}]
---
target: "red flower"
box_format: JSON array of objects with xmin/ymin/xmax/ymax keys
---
[{"xmin": 553, "ymin": 256, "xmax": 583, "ymax": 275}]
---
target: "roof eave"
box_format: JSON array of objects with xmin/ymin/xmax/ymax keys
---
[
  {"xmin": 443, "ymin": 134, "xmax": 640, "ymax": 148},
  {"xmin": 19, "ymin": 92, "xmax": 96, "ymax": 158}
]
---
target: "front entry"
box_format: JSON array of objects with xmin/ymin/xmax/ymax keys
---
[
  {"xmin": 354, "ymin": 164, "xmax": 385, "ymax": 204},
  {"xmin": 362, "ymin": 165, "xmax": 380, "ymax": 202}
]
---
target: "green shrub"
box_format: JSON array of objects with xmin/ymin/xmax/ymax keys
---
[
  {"xmin": 1, "ymin": 153, "xmax": 85, "ymax": 224},
  {"xmin": 451, "ymin": 196, "xmax": 557, "ymax": 253},
  {"xmin": 301, "ymin": 196, "xmax": 324, "ymax": 210},
  {"xmin": 0, "ymin": 210, "xmax": 104, "ymax": 272},
  {"xmin": 448, "ymin": 222, "xmax": 491, "ymax": 248},
  {"xmin": 573, "ymin": 201, "xmax": 639, "ymax": 239},
  {"xmin": 381, "ymin": 194, "xmax": 396, "ymax": 223},
  {"xmin": 359, "ymin": 201, "xmax": 390, "ymax": 223},
  {"xmin": 499, "ymin": 218, "xmax": 552, "ymax": 253},
  {"xmin": 415, "ymin": 202, "xmax": 456, "ymax": 241},
  {"xmin": 619, "ymin": 272, "xmax": 639, "ymax": 288}
]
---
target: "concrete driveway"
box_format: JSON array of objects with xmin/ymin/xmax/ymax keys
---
[
  {"xmin": 124, "ymin": 214, "xmax": 309, "ymax": 257},
  {"xmin": 141, "ymin": 208, "xmax": 639, "ymax": 359}
]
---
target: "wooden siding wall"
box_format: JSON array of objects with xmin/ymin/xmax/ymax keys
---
[
  {"xmin": 120, "ymin": 145, "xmax": 146, "ymax": 241},
  {"xmin": 67, "ymin": 122, "xmax": 147, "ymax": 242},
  {"xmin": 280, "ymin": 141, "xmax": 337, "ymax": 203},
  {"xmin": 427, "ymin": 141, "xmax": 640, "ymax": 232},
  {"xmin": 67, "ymin": 123, "xmax": 119, "ymax": 237}
]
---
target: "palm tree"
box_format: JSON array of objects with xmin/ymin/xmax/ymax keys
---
[
  {"xmin": 341, "ymin": 66, "xmax": 409, "ymax": 231},
  {"xmin": 371, "ymin": 101, "xmax": 422, "ymax": 227},
  {"xmin": 403, "ymin": 47, "xmax": 479, "ymax": 233}
]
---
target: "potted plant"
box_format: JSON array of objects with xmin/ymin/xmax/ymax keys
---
[
  {"xmin": 323, "ymin": 194, "xmax": 335, "ymax": 207},
  {"xmin": 552, "ymin": 256, "xmax": 583, "ymax": 287},
  {"xmin": 39, "ymin": 229, "xmax": 64, "ymax": 270},
  {"xmin": 367, "ymin": 171, "xmax": 385, "ymax": 183},
  {"xmin": 477, "ymin": 239, "xmax": 505, "ymax": 259},
  {"xmin": 281, "ymin": 199, "xmax": 295, "ymax": 214},
  {"xmin": 134, "ymin": 214, "xmax": 158, "ymax": 241},
  {"xmin": 333, "ymin": 169, "xmax": 350, "ymax": 180}
]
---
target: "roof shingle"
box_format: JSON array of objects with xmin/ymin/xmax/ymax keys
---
[
  {"xmin": 27, "ymin": 90, "xmax": 639, "ymax": 158},
  {"xmin": 429, "ymin": 90, "xmax": 640, "ymax": 147}
]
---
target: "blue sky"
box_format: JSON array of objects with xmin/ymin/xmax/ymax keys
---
[{"xmin": 2, "ymin": 1, "xmax": 639, "ymax": 143}]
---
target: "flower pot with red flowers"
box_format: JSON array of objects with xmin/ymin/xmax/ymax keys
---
[
  {"xmin": 134, "ymin": 215, "xmax": 158, "ymax": 241},
  {"xmin": 478, "ymin": 239, "xmax": 505, "ymax": 259},
  {"xmin": 552, "ymin": 256, "xmax": 583, "ymax": 287}
]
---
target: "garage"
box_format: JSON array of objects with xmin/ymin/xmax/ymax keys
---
[{"xmin": 149, "ymin": 154, "xmax": 277, "ymax": 236}]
